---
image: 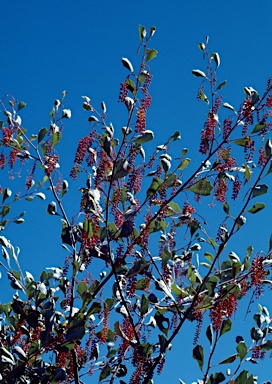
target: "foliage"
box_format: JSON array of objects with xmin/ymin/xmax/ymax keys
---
[{"xmin": 1, "ymin": 26, "xmax": 272, "ymax": 383}]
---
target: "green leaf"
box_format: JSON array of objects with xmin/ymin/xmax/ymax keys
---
[
  {"xmin": 168, "ymin": 202, "xmax": 181, "ymax": 212},
  {"xmin": 269, "ymin": 234, "xmax": 272, "ymax": 252},
  {"xmin": 211, "ymin": 52, "xmax": 220, "ymax": 68},
  {"xmin": 265, "ymin": 138, "xmax": 272, "ymax": 158},
  {"xmin": 18, "ymin": 101, "xmax": 26, "ymax": 111},
  {"xmin": 122, "ymin": 58, "xmax": 134, "ymax": 72},
  {"xmin": 223, "ymin": 102, "xmax": 235, "ymax": 111},
  {"xmin": 192, "ymin": 344, "xmax": 204, "ymax": 371},
  {"xmin": 66, "ymin": 320, "xmax": 86, "ymax": 341},
  {"xmin": 266, "ymin": 160, "xmax": 272, "ymax": 175},
  {"xmin": 86, "ymin": 302, "xmax": 102, "ymax": 317},
  {"xmin": 168, "ymin": 131, "xmax": 181, "ymax": 141},
  {"xmin": 161, "ymin": 247, "xmax": 172, "ymax": 267},
  {"xmin": 126, "ymin": 259, "xmax": 149, "ymax": 278},
  {"xmin": 247, "ymin": 202, "xmax": 265, "ymax": 214},
  {"xmin": 38, "ymin": 127, "xmax": 48, "ymax": 143},
  {"xmin": 199, "ymin": 90, "xmax": 209, "ymax": 105},
  {"xmin": 125, "ymin": 79, "xmax": 136, "ymax": 97},
  {"xmin": 251, "ymin": 122, "xmax": 266, "ymax": 133},
  {"xmin": 52, "ymin": 131, "xmax": 62, "ymax": 147},
  {"xmin": 14, "ymin": 218, "xmax": 24, "ymax": 224},
  {"xmin": 99, "ymin": 365, "xmax": 112, "ymax": 382},
  {"xmin": 216, "ymin": 80, "xmax": 227, "ymax": 90},
  {"xmin": 154, "ymin": 310, "xmax": 169, "ymax": 336},
  {"xmin": 198, "ymin": 42, "xmax": 205, "ymax": 51},
  {"xmin": 206, "ymin": 324, "xmax": 213, "ymax": 345},
  {"xmin": 260, "ymin": 340, "xmax": 272, "ymax": 351},
  {"xmin": 146, "ymin": 176, "xmax": 163, "ymax": 198},
  {"xmin": 133, "ymin": 130, "xmax": 154, "ymax": 144},
  {"xmin": 1, "ymin": 205, "xmax": 10, "ymax": 218},
  {"xmin": 220, "ymin": 319, "xmax": 232, "ymax": 336},
  {"xmin": 204, "ymin": 252, "xmax": 213, "ymax": 262},
  {"xmin": 192, "ymin": 69, "xmax": 206, "ymax": 78},
  {"xmin": 2, "ymin": 188, "xmax": 12, "ymax": 203},
  {"xmin": 138, "ymin": 25, "xmax": 146, "ymax": 42},
  {"xmin": 234, "ymin": 138, "xmax": 251, "ymax": 147},
  {"xmin": 77, "ymin": 281, "xmax": 88, "ymax": 298},
  {"xmin": 140, "ymin": 294, "xmax": 149, "ymax": 315},
  {"xmin": 30, "ymin": 134, "xmax": 38, "ymax": 141},
  {"xmin": 188, "ymin": 180, "xmax": 213, "ymax": 196},
  {"xmin": 252, "ymin": 184, "xmax": 268, "ymax": 197},
  {"xmin": 223, "ymin": 202, "xmax": 230, "ymax": 215},
  {"xmin": 146, "ymin": 49, "xmax": 158, "ymax": 63},
  {"xmin": 236, "ymin": 341, "xmax": 247, "ymax": 361},
  {"xmin": 235, "ymin": 370, "xmax": 249, "ymax": 384},
  {"xmin": 178, "ymin": 158, "xmax": 191, "ymax": 170},
  {"xmin": 219, "ymin": 353, "xmax": 238, "ymax": 364}
]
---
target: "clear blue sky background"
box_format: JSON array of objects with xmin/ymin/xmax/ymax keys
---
[{"xmin": 1, "ymin": 1, "xmax": 272, "ymax": 383}]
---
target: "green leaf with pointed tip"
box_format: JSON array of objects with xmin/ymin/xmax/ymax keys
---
[
  {"xmin": 140, "ymin": 294, "xmax": 149, "ymax": 315},
  {"xmin": 266, "ymin": 160, "xmax": 272, "ymax": 176},
  {"xmin": 168, "ymin": 202, "xmax": 181, "ymax": 212},
  {"xmin": 234, "ymin": 138, "xmax": 251, "ymax": 147},
  {"xmin": 204, "ymin": 252, "xmax": 213, "ymax": 262},
  {"xmin": 216, "ymin": 80, "xmax": 227, "ymax": 90},
  {"xmin": 219, "ymin": 353, "xmax": 238, "ymax": 364},
  {"xmin": 192, "ymin": 344, "xmax": 204, "ymax": 371},
  {"xmin": 223, "ymin": 202, "xmax": 230, "ymax": 215},
  {"xmin": 146, "ymin": 177, "xmax": 163, "ymax": 198},
  {"xmin": 252, "ymin": 184, "xmax": 268, "ymax": 197},
  {"xmin": 251, "ymin": 122, "xmax": 266, "ymax": 133},
  {"xmin": 260, "ymin": 340, "xmax": 272, "ymax": 351},
  {"xmin": 198, "ymin": 42, "xmax": 205, "ymax": 51},
  {"xmin": 30, "ymin": 134, "xmax": 38, "ymax": 141},
  {"xmin": 269, "ymin": 234, "xmax": 272, "ymax": 252},
  {"xmin": 138, "ymin": 25, "xmax": 146, "ymax": 42},
  {"xmin": 236, "ymin": 341, "xmax": 247, "ymax": 361},
  {"xmin": 125, "ymin": 79, "xmax": 136, "ymax": 97},
  {"xmin": 192, "ymin": 69, "xmax": 206, "ymax": 78},
  {"xmin": 178, "ymin": 158, "xmax": 191, "ymax": 170},
  {"xmin": 99, "ymin": 365, "xmax": 112, "ymax": 381},
  {"xmin": 220, "ymin": 319, "xmax": 232, "ymax": 336},
  {"xmin": 206, "ymin": 324, "xmax": 213, "ymax": 345},
  {"xmin": 223, "ymin": 102, "xmax": 235, "ymax": 111},
  {"xmin": 18, "ymin": 101, "xmax": 26, "ymax": 111},
  {"xmin": 168, "ymin": 130, "xmax": 181, "ymax": 141},
  {"xmin": 146, "ymin": 49, "xmax": 158, "ymax": 63},
  {"xmin": 161, "ymin": 247, "xmax": 172, "ymax": 267},
  {"xmin": 38, "ymin": 128, "xmax": 48, "ymax": 143},
  {"xmin": 133, "ymin": 130, "xmax": 154, "ymax": 144},
  {"xmin": 199, "ymin": 90, "xmax": 209, "ymax": 105},
  {"xmin": 247, "ymin": 202, "xmax": 265, "ymax": 214},
  {"xmin": 2, "ymin": 188, "xmax": 12, "ymax": 203},
  {"xmin": 14, "ymin": 218, "xmax": 24, "ymax": 224},
  {"xmin": 189, "ymin": 180, "xmax": 213, "ymax": 196},
  {"xmin": 52, "ymin": 131, "xmax": 62, "ymax": 147},
  {"xmin": 211, "ymin": 52, "xmax": 220, "ymax": 68},
  {"xmin": 1, "ymin": 205, "xmax": 10, "ymax": 218}
]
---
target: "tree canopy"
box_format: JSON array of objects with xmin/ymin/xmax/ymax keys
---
[{"xmin": 0, "ymin": 26, "xmax": 272, "ymax": 384}]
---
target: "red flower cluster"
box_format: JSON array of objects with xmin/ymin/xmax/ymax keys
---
[
  {"xmin": 118, "ymin": 82, "xmax": 128, "ymax": 103},
  {"xmin": 135, "ymin": 95, "xmax": 152, "ymax": 134},
  {"xmin": 8, "ymin": 148, "xmax": 18, "ymax": 170},
  {"xmin": 232, "ymin": 179, "xmax": 242, "ymax": 200},
  {"xmin": 2, "ymin": 127, "xmax": 12, "ymax": 145},
  {"xmin": 250, "ymin": 257, "xmax": 265, "ymax": 297},
  {"xmin": 223, "ymin": 118, "xmax": 232, "ymax": 140},
  {"xmin": 258, "ymin": 146, "xmax": 268, "ymax": 167},
  {"xmin": 199, "ymin": 115, "xmax": 216, "ymax": 154},
  {"xmin": 0, "ymin": 153, "xmax": 6, "ymax": 169},
  {"xmin": 210, "ymin": 294, "xmax": 238, "ymax": 331},
  {"xmin": 215, "ymin": 178, "xmax": 227, "ymax": 202}
]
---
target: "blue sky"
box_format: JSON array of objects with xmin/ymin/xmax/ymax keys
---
[{"xmin": 1, "ymin": 1, "xmax": 272, "ymax": 382}]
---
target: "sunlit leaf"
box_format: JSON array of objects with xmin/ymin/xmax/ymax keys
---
[
  {"xmin": 216, "ymin": 80, "xmax": 227, "ymax": 90},
  {"xmin": 247, "ymin": 202, "xmax": 265, "ymax": 214},
  {"xmin": 192, "ymin": 69, "xmax": 206, "ymax": 78},
  {"xmin": 192, "ymin": 344, "xmax": 204, "ymax": 371},
  {"xmin": 146, "ymin": 49, "xmax": 158, "ymax": 63},
  {"xmin": 252, "ymin": 184, "xmax": 268, "ymax": 197},
  {"xmin": 188, "ymin": 180, "xmax": 213, "ymax": 196}
]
